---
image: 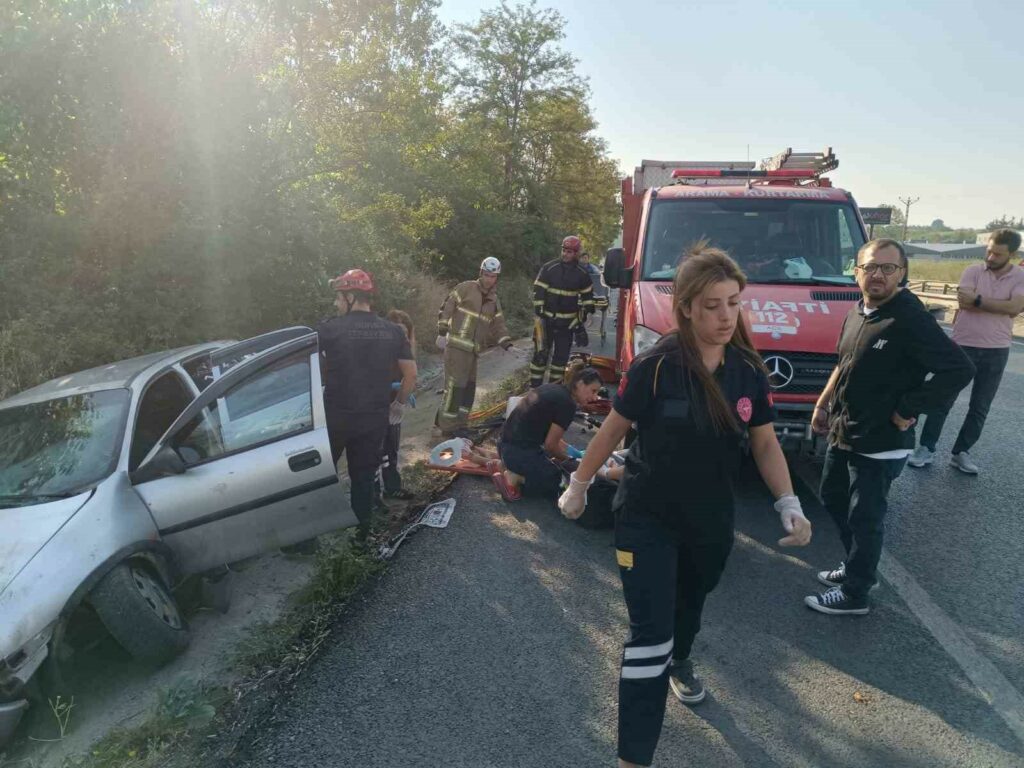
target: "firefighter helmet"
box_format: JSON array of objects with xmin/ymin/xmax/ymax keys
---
[
  {"xmin": 480, "ymin": 257, "xmax": 502, "ymax": 275},
  {"xmin": 561, "ymin": 235, "xmax": 582, "ymax": 254},
  {"xmin": 330, "ymin": 269, "xmax": 375, "ymax": 293}
]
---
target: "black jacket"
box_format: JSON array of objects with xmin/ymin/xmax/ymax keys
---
[
  {"xmin": 829, "ymin": 289, "xmax": 974, "ymax": 454},
  {"xmin": 532, "ymin": 259, "xmax": 595, "ymax": 326}
]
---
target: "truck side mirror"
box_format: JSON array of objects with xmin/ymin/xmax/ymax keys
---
[
  {"xmin": 130, "ymin": 445, "xmax": 187, "ymax": 485},
  {"xmin": 604, "ymin": 247, "xmax": 632, "ymax": 289}
]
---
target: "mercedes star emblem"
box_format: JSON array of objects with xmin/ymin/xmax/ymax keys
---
[{"xmin": 763, "ymin": 355, "xmax": 795, "ymax": 389}]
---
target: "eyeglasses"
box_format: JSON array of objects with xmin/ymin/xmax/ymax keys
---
[{"xmin": 855, "ymin": 262, "xmax": 903, "ymax": 276}]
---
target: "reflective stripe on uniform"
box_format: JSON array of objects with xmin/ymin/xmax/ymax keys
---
[
  {"xmin": 620, "ymin": 658, "xmax": 672, "ymax": 680},
  {"xmin": 623, "ymin": 639, "xmax": 674, "ymax": 661}
]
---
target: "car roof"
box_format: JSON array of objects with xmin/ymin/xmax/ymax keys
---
[{"xmin": 0, "ymin": 342, "xmax": 229, "ymax": 410}]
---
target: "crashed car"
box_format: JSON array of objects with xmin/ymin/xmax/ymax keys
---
[{"xmin": 0, "ymin": 328, "xmax": 355, "ymax": 744}]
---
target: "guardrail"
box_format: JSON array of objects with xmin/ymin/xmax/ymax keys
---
[{"xmin": 908, "ymin": 280, "xmax": 957, "ymax": 296}]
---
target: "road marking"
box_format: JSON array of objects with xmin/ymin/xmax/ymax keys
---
[
  {"xmin": 876, "ymin": 553, "xmax": 1024, "ymax": 745},
  {"xmin": 792, "ymin": 461, "xmax": 1024, "ymax": 747}
]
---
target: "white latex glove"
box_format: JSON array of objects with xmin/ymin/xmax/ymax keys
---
[
  {"xmin": 435, "ymin": 335, "xmax": 448, "ymax": 351},
  {"xmin": 774, "ymin": 494, "xmax": 811, "ymax": 547},
  {"xmin": 558, "ymin": 471, "xmax": 593, "ymax": 520},
  {"xmin": 389, "ymin": 400, "xmax": 406, "ymax": 426}
]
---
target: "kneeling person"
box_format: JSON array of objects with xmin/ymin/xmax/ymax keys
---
[{"xmin": 497, "ymin": 361, "xmax": 602, "ymax": 499}]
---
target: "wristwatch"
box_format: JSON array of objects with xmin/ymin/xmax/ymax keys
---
[{"xmin": 973, "ymin": 294, "xmax": 982, "ymax": 308}]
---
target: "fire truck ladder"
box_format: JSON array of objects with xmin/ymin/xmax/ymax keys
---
[{"xmin": 759, "ymin": 147, "xmax": 838, "ymax": 175}]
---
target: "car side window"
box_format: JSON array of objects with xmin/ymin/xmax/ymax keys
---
[
  {"xmin": 173, "ymin": 351, "xmax": 313, "ymax": 465},
  {"xmin": 182, "ymin": 354, "xmax": 215, "ymax": 391},
  {"xmin": 130, "ymin": 372, "xmax": 194, "ymax": 471}
]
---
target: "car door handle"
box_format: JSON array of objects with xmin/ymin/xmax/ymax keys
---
[{"xmin": 288, "ymin": 450, "xmax": 322, "ymax": 472}]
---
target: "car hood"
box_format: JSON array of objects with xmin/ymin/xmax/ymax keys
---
[
  {"xmin": 0, "ymin": 491, "xmax": 93, "ymax": 596},
  {"xmin": 636, "ymin": 281, "xmax": 859, "ymax": 353}
]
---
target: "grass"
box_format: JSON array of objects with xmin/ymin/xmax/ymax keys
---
[
  {"xmin": 908, "ymin": 258, "xmax": 979, "ymax": 284},
  {"xmin": 56, "ymin": 682, "xmax": 227, "ymax": 768},
  {"xmin": 473, "ymin": 364, "xmax": 530, "ymax": 412}
]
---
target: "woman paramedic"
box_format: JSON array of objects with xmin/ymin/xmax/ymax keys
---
[{"xmin": 558, "ymin": 242, "xmax": 812, "ymax": 768}]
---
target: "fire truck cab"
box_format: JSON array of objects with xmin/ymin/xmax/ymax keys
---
[{"xmin": 603, "ymin": 148, "xmax": 869, "ymax": 453}]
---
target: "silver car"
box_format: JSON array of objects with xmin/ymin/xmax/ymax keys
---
[{"xmin": 0, "ymin": 328, "xmax": 356, "ymax": 743}]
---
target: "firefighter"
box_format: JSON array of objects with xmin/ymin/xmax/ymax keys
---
[
  {"xmin": 434, "ymin": 257, "xmax": 514, "ymax": 435},
  {"xmin": 318, "ymin": 269, "xmax": 417, "ymax": 544},
  {"xmin": 530, "ymin": 235, "xmax": 595, "ymax": 387},
  {"xmin": 558, "ymin": 243, "xmax": 811, "ymax": 768}
]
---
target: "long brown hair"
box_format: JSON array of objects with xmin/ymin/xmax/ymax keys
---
[
  {"xmin": 671, "ymin": 240, "xmax": 765, "ymax": 434},
  {"xmin": 386, "ymin": 309, "xmax": 416, "ymax": 356}
]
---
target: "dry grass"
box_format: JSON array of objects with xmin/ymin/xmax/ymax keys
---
[{"xmin": 908, "ymin": 258, "xmax": 978, "ymax": 284}]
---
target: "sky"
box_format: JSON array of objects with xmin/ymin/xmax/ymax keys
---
[{"xmin": 437, "ymin": 0, "xmax": 1023, "ymax": 230}]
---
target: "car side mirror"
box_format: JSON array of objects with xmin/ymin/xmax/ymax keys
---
[
  {"xmin": 130, "ymin": 445, "xmax": 187, "ymax": 485},
  {"xmin": 604, "ymin": 247, "xmax": 632, "ymax": 289}
]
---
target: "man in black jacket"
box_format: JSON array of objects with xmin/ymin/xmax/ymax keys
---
[{"xmin": 805, "ymin": 239, "xmax": 973, "ymax": 615}]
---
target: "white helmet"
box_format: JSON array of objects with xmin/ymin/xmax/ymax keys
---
[
  {"xmin": 783, "ymin": 257, "xmax": 813, "ymax": 279},
  {"xmin": 480, "ymin": 257, "xmax": 501, "ymax": 275}
]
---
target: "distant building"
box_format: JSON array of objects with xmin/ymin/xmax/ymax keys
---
[
  {"xmin": 975, "ymin": 230, "xmax": 1023, "ymax": 245},
  {"xmin": 902, "ymin": 242, "xmax": 986, "ymax": 260}
]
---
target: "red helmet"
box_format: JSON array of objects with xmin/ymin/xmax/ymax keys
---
[
  {"xmin": 561, "ymin": 235, "xmax": 582, "ymax": 254},
  {"xmin": 331, "ymin": 268, "xmax": 375, "ymax": 293}
]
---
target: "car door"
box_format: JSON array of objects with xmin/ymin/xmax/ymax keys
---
[{"xmin": 131, "ymin": 333, "xmax": 354, "ymax": 575}]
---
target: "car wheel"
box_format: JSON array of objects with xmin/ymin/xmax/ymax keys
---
[{"xmin": 90, "ymin": 560, "xmax": 190, "ymax": 665}]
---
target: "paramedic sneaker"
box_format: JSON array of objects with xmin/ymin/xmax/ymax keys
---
[
  {"xmin": 907, "ymin": 446, "xmax": 934, "ymax": 468},
  {"xmin": 817, "ymin": 562, "xmax": 846, "ymax": 588},
  {"xmin": 669, "ymin": 659, "xmax": 706, "ymax": 705},
  {"xmin": 804, "ymin": 587, "xmax": 869, "ymax": 616},
  {"xmin": 951, "ymin": 452, "xmax": 979, "ymax": 475}
]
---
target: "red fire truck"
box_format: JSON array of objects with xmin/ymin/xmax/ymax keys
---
[{"xmin": 602, "ymin": 148, "xmax": 869, "ymax": 452}]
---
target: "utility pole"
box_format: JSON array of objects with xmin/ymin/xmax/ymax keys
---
[{"xmin": 899, "ymin": 196, "xmax": 920, "ymax": 242}]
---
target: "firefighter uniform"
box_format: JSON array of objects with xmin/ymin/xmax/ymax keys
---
[
  {"xmin": 611, "ymin": 335, "xmax": 774, "ymax": 766},
  {"xmin": 530, "ymin": 259, "xmax": 594, "ymax": 387},
  {"xmin": 435, "ymin": 279, "xmax": 513, "ymax": 433}
]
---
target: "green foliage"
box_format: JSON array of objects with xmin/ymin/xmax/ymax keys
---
[{"xmin": 0, "ymin": 0, "xmax": 621, "ymax": 398}]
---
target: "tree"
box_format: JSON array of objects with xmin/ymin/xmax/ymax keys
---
[{"xmin": 984, "ymin": 216, "xmax": 1023, "ymax": 231}]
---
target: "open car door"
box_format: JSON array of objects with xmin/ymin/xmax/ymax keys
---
[{"xmin": 131, "ymin": 332, "xmax": 354, "ymax": 575}]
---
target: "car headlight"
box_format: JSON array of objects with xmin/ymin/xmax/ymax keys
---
[{"xmin": 632, "ymin": 324, "xmax": 660, "ymax": 357}]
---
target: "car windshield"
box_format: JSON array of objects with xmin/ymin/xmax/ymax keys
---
[
  {"xmin": 0, "ymin": 389, "xmax": 129, "ymax": 504},
  {"xmin": 641, "ymin": 198, "xmax": 865, "ymax": 284}
]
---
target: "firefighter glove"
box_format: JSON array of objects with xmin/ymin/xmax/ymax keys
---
[
  {"xmin": 774, "ymin": 494, "xmax": 811, "ymax": 547},
  {"xmin": 435, "ymin": 334, "xmax": 447, "ymax": 351},
  {"xmin": 558, "ymin": 471, "xmax": 593, "ymax": 520}
]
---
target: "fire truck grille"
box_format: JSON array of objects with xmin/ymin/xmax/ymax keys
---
[{"xmin": 760, "ymin": 351, "xmax": 837, "ymax": 394}]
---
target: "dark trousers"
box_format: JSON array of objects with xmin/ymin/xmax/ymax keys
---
[
  {"xmin": 530, "ymin": 319, "xmax": 573, "ymax": 388},
  {"xmin": 327, "ymin": 411, "xmax": 389, "ymax": 539},
  {"xmin": 920, "ymin": 345, "xmax": 1009, "ymax": 454},
  {"xmin": 379, "ymin": 424, "xmax": 402, "ymax": 495},
  {"xmin": 498, "ymin": 442, "xmax": 564, "ymax": 498},
  {"xmin": 615, "ymin": 511, "xmax": 733, "ymax": 766},
  {"xmin": 820, "ymin": 446, "xmax": 906, "ymax": 599}
]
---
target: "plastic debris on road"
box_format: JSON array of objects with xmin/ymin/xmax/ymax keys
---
[{"xmin": 377, "ymin": 498, "xmax": 456, "ymax": 560}]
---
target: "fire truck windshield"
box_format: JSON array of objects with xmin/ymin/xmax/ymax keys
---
[{"xmin": 642, "ymin": 198, "xmax": 865, "ymax": 284}]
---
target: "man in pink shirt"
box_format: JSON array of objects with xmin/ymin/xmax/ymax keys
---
[{"xmin": 910, "ymin": 229, "xmax": 1024, "ymax": 473}]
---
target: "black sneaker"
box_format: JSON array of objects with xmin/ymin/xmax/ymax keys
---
[
  {"xmin": 804, "ymin": 587, "xmax": 869, "ymax": 615},
  {"xmin": 669, "ymin": 659, "xmax": 706, "ymax": 705},
  {"xmin": 817, "ymin": 562, "xmax": 846, "ymax": 588}
]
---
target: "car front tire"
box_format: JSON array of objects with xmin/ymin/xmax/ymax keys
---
[{"xmin": 90, "ymin": 560, "xmax": 190, "ymax": 665}]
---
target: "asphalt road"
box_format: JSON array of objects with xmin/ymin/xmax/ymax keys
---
[{"xmin": 234, "ymin": 333, "xmax": 1024, "ymax": 767}]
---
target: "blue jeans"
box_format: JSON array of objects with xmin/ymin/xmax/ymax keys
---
[{"xmin": 820, "ymin": 446, "xmax": 906, "ymax": 599}]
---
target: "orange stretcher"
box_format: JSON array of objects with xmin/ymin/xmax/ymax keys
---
[{"xmin": 426, "ymin": 458, "xmax": 496, "ymax": 476}]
